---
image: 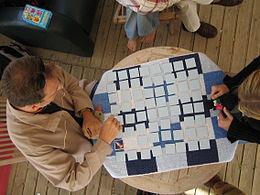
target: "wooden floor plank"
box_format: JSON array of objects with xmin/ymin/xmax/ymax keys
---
[
  {"xmin": 46, "ymin": 181, "xmax": 59, "ymax": 195},
  {"xmin": 90, "ymin": 0, "xmax": 116, "ymax": 68},
  {"xmin": 34, "ymin": 172, "xmax": 48, "ymax": 195},
  {"xmin": 11, "ymin": 162, "xmax": 28, "ymax": 195},
  {"xmin": 98, "ymin": 168, "xmax": 114, "ymax": 195},
  {"xmin": 124, "ymin": 184, "xmax": 138, "ymax": 195},
  {"xmin": 23, "ymin": 164, "xmax": 38, "ymax": 195},
  {"xmin": 217, "ymin": 6, "xmax": 239, "ymax": 72},
  {"xmin": 239, "ymin": 143, "xmax": 258, "ymax": 195},
  {"xmin": 252, "ymin": 145, "xmax": 260, "ymax": 195},
  {"xmin": 112, "ymin": 179, "xmax": 126, "ymax": 195},
  {"xmin": 85, "ymin": 169, "xmax": 102, "ymax": 195}
]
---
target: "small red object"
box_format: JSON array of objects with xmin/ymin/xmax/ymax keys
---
[{"xmin": 215, "ymin": 103, "xmax": 223, "ymax": 110}]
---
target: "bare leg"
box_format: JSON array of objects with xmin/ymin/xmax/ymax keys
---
[
  {"xmin": 127, "ymin": 39, "xmax": 138, "ymax": 52},
  {"xmin": 141, "ymin": 30, "xmax": 156, "ymax": 43}
]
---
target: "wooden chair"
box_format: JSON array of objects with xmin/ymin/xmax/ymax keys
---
[
  {"xmin": 113, "ymin": 4, "xmax": 178, "ymax": 34},
  {"xmin": 0, "ymin": 97, "xmax": 26, "ymax": 166}
]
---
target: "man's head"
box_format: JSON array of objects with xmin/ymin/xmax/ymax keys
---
[
  {"xmin": 1, "ymin": 56, "xmax": 62, "ymax": 112},
  {"xmin": 238, "ymin": 70, "xmax": 260, "ymax": 120}
]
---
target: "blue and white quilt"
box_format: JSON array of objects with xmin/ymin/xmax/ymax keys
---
[{"xmin": 92, "ymin": 52, "xmax": 238, "ymax": 178}]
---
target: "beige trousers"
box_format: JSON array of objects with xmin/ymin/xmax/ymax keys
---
[{"xmin": 175, "ymin": 0, "xmax": 214, "ymax": 32}]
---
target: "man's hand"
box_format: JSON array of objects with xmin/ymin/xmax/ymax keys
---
[
  {"xmin": 218, "ymin": 107, "xmax": 233, "ymax": 131},
  {"xmin": 99, "ymin": 116, "xmax": 122, "ymax": 144},
  {"xmin": 82, "ymin": 109, "xmax": 102, "ymax": 139},
  {"xmin": 210, "ymin": 84, "xmax": 230, "ymax": 100}
]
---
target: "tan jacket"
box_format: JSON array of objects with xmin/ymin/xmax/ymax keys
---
[{"xmin": 6, "ymin": 65, "xmax": 112, "ymax": 191}]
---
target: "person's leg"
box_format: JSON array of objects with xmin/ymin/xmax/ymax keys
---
[
  {"xmin": 205, "ymin": 175, "xmax": 246, "ymax": 195},
  {"xmin": 175, "ymin": 0, "xmax": 218, "ymax": 38},
  {"xmin": 212, "ymin": 0, "xmax": 243, "ymax": 6},
  {"xmin": 136, "ymin": 12, "xmax": 160, "ymax": 43},
  {"xmin": 125, "ymin": 8, "xmax": 139, "ymax": 51}
]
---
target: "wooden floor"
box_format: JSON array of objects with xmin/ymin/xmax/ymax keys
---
[{"xmin": 1, "ymin": 0, "xmax": 259, "ymax": 194}]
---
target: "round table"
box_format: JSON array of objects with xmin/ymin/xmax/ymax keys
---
[{"xmin": 114, "ymin": 47, "xmax": 223, "ymax": 194}]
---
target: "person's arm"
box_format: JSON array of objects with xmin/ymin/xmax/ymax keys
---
[
  {"xmin": 227, "ymin": 117, "xmax": 260, "ymax": 144},
  {"xmin": 223, "ymin": 56, "xmax": 260, "ymax": 90},
  {"xmin": 27, "ymin": 140, "xmax": 112, "ymax": 191}
]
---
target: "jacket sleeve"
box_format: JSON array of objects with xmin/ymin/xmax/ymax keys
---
[
  {"xmin": 56, "ymin": 65, "xmax": 94, "ymax": 113},
  {"xmin": 27, "ymin": 140, "xmax": 112, "ymax": 191},
  {"xmin": 223, "ymin": 56, "xmax": 260, "ymax": 90},
  {"xmin": 227, "ymin": 117, "xmax": 260, "ymax": 144}
]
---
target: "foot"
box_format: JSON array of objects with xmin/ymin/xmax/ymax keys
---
[
  {"xmin": 212, "ymin": 0, "xmax": 243, "ymax": 6},
  {"xmin": 196, "ymin": 22, "xmax": 218, "ymax": 38},
  {"xmin": 141, "ymin": 30, "xmax": 156, "ymax": 43},
  {"xmin": 204, "ymin": 175, "xmax": 246, "ymax": 195},
  {"xmin": 127, "ymin": 39, "xmax": 138, "ymax": 52}
]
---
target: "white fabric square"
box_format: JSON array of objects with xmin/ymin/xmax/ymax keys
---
[
  {"xmin": 132, "ymin": 88, "xmax": 143, "ymax": 101},
  {"xmin": 107, "ymin": 83, "xmax": 116, "ymax": 93},
  {"xmin": 115, "ymin": 115, "xmax": 124, "ymax": 124},
  {"xmin": 167, "ymin": 84, "xmax": 177, "ymax": 95},
  {"xmin": 119, "ymin": 80, "xmax": 129, "ymax": 90},
  {"xmin": 184, "ymin": 116, "xmax": 195, "ymax": 128},
  {"xmin": 152, "ymin": 75, "xmax": 164, "ymax": 86},
  {"xmin": 182, "ymin": 103, "xmax": 193, "ymax": 114},
  {"xmin": 161, "ymin": 62, "xmax": 173, "ymax": 73},
  {"xmin": 136, "ymin": 111, "xmax": 147, "ymax": 122},
  {"xmin": 177, "ymin": 71, "xmax": 187, "ymax": 81},
  {"xmin": 140, "ymin": 66, "xmax": 150, "ymax": 77},
  {"xmin": 184, "ymin": 128, "xmax": 197, "ymax": 141},
  {"xmin": 187, "ymin": 141, "xmax": 199, "ymax": 151},
  {"xmin": 188, "ymin": 69, "xmax": 199, "ymax": 79},
  {"xmin": 145, "ymin": 98, "xmax": 156, "ymax": 108},
  {"xmin": 149, "ymin": 122, "xmax": 159, "ymax": 132},
  {"xmin": 111, "ymin": 104, "xmax": 120, "ymax": 114},
  {"xmin": 107, "ymin": 71, "xmax": 116, "ymax": 82},
  {"xmin": 161, "ymin": 130, "xmax": 172, "ymax": 141},
  {"xmin": 116, "ymin": 152, "xmax": 125, "ymax": 162},
  {"xmin": 178, "ymin": 80, "xmax": 189, "ymax": 92},
  {"xmin": 151, "ymin": 132, "xmax": 160, "ymax": 142},
  {"xmin": 155, "ymin": 86, "xmax": 165, "ymax": 97},
  {"xmin": 165, "ymin": 144, "xmax": 176, "ymax": 154},
  {"xmin": 196, "ymin": 127, "xmax": 209, "ymax": 139},
  {"xmin": 129, "ymin": 68, "xmax": 139, "ymax": 78},
  {"xmin": 131, "ymin": 78, "xmax": 141, "ymax": 88},
  {"xmin": 142, "ymin": 77, "xmax": 152, "ymax": 87},
  {"xmin": 152, "ymin": 146, "xmax": 163, "ymax": 156},
  {"xmin": 118, "ymin": 70, "xmax": 128, "ymax": 80},
  {"xmin": 127, "ymin": 150, "xmax": 138, "ymax": 161},
  {"xmin": 168, "ymin": 95, "xmax": 179, "ymax": 105},
  {"xmin": 164, "ymin": 74, "xmax": 175, "ymax": 84},
  {"xmin": 150, "ymin": 64, "xmax": 161, "ymax": 75},
  {"xmin": 158, "ymin": 107, "xmax": 169, "ymax": 118},
  {"xmin": 140, "ymin": 149, "xmax": 151, "ymax": 159},
  {"xmin": 144, "ymin": 88, "xmax": 154, "ymax": 98},
  {"xmin": 160, "ymin": 119, "xmax": 171, "ymax": 129},
  {"xmin": 170, "ymin": 105, "xmax": 181, "ymax": 115},
  {"xmin": 147, "ymin": 109, "xmax": 158, "ymax": 121},
  {"xmin": 121, "ymin": 90, "xmax": 132, "ymax": 102},
  {"xmin": 193, "ymin": 102, "xmax": 204, "ymax": 113},
  {"xmin": 176, "ymin": 142, "xmax": 186, "ymax": 153},
  {"xmin": 156, "ymin": 97, "xmax": 167, "ymax": 107},
  {"xmin": 135, "ymin": 101, "xmax": 145, "ymax": 110},
  {"xmin": 121, "ymin": 102, "xmax": 132, "ymax": 112},
  {"xmin": 125, "ymin": 113, "xmax": 135, "ymax": 124},
  {"xmin": 173, "ymin": 130, "xmax": 184, "ymax": 140},
  {"xmin": 179, "ymin": 92, "xmax": 190, "ymax": 103},
  {"xmin": 124, "ymin": 127, "xmax": 135, "ymax": 137},
  {"xmin": 185, "ymin": 58, "xmax": 196, "ymax": 69},
  {"xmin": 195, "ymin": 115, "xmax": 206, "ymax": 126},
  {"xmin": 199, "ymin": 139, "xmax": 211, "ymax": 149},
  {"xmin": 137, "ymin": 135, "xmax": 148, "ymax": 148},
  {"xmin": 108, "ymin": 93, "xmax": 118, "ymax": 104},
  {"xmin": 173, "ymin": 60, "xmax": 184, "ymax": 71},
  {"xmin": 191, "ymin": 90, "xmax": 202, "ymax": 101},
  {"xmin": 189, "ymin": 79, "xmax": 201, "ymax": 90}
]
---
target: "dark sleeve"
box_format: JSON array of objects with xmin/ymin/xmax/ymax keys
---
[
  {"xmin": 223, "ymin": 56, "xmax": 260, "ymax": 90},
  {"xmin": 227, "ymin": 117, "xmax": 260, "ymax": 144}
]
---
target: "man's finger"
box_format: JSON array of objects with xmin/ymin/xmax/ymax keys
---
[
  {"xmin": 218, "ymin": 111, "xmax": 224, "ymax": 120},
  {"xmin": 223, "ymin": 107, "xmax": 232, "ymax": 119}
]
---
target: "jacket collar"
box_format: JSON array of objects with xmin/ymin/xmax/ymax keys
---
[{"xmin": 6, "ymin": 100, "xmax": 62, "ymax": 132}]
